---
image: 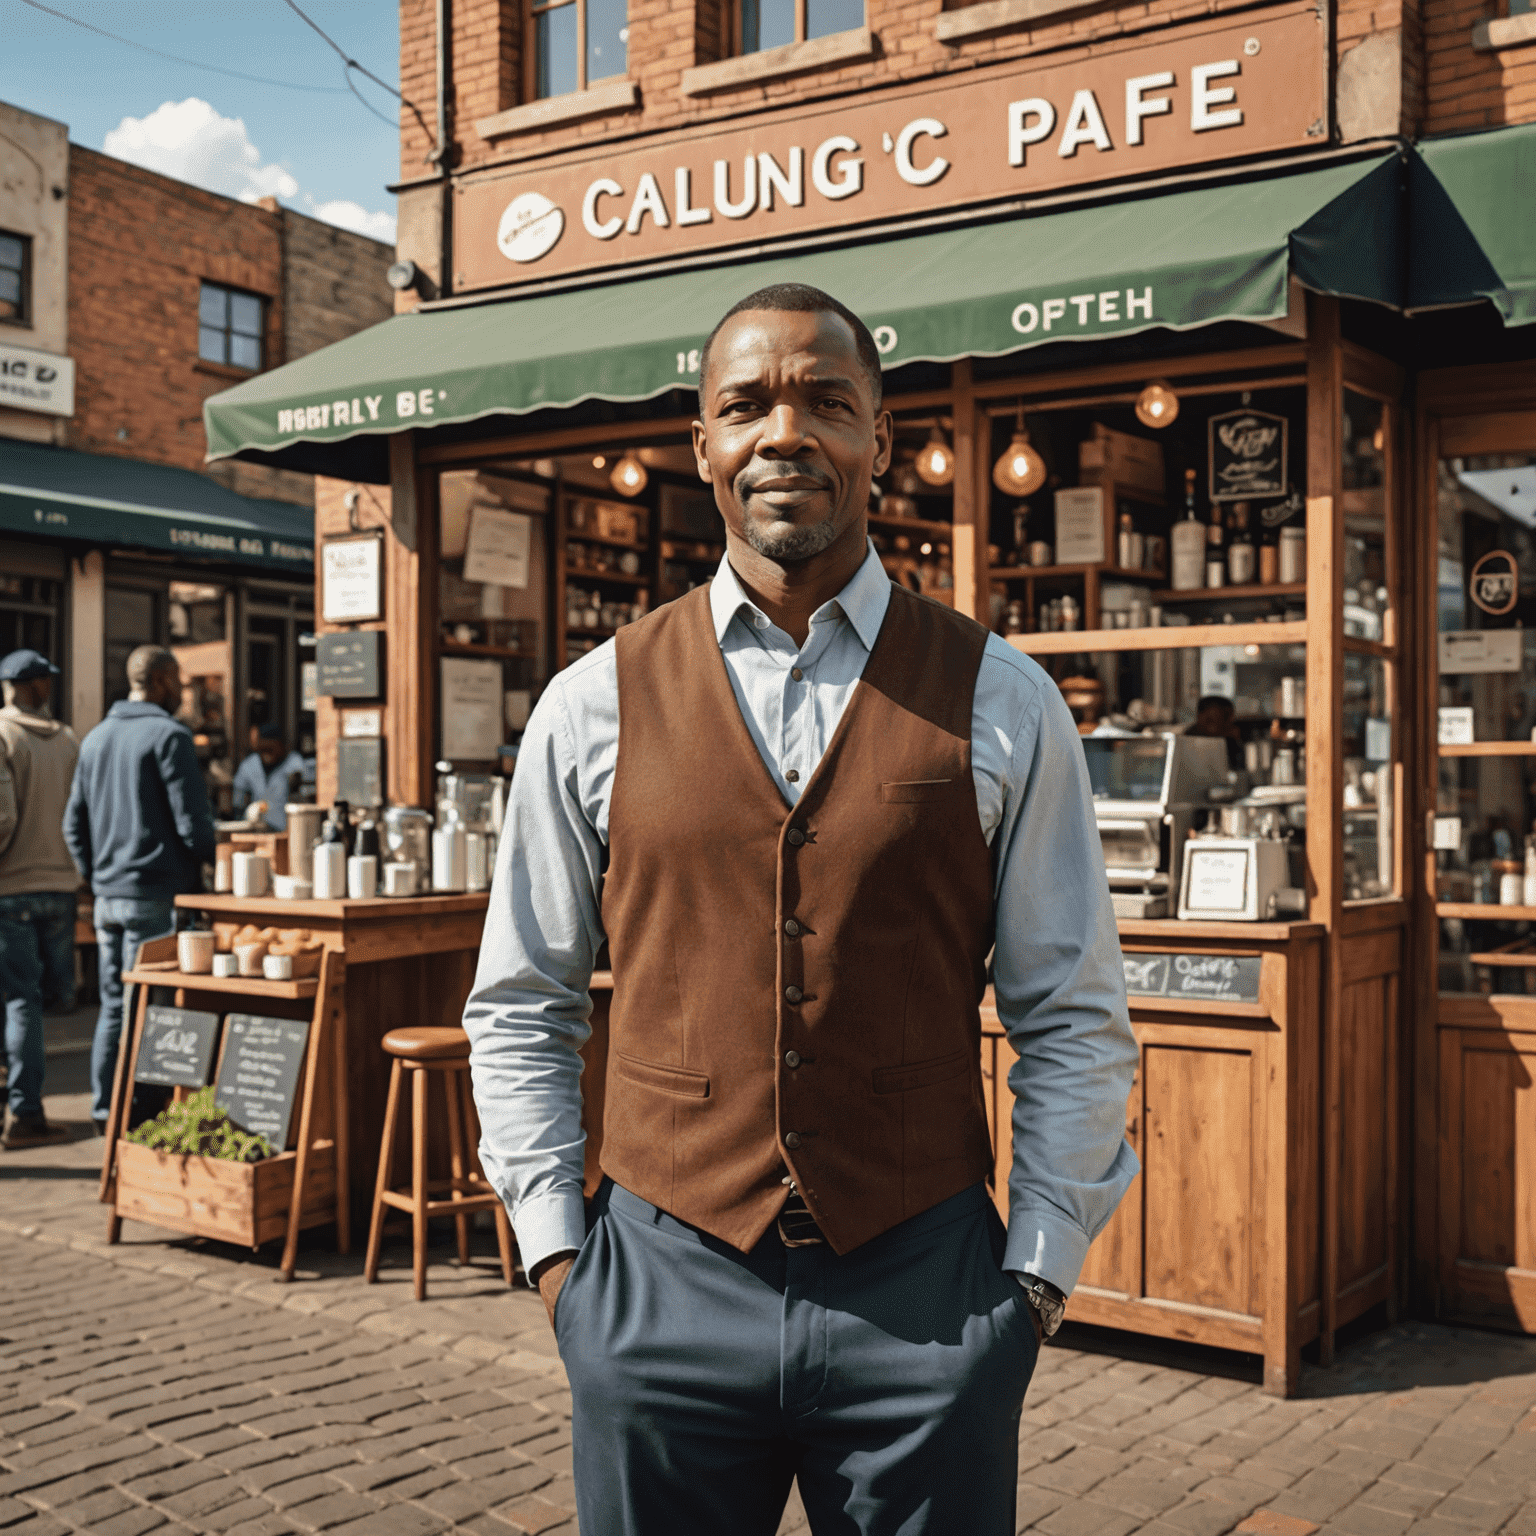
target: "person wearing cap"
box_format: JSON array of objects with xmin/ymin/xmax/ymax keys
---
[
  {"xmin": 0, "ymin": 649, "xmax": 80, "ymax": 1149},
  {"xmin": 63, "ymin": 646, "xmax": 217, "ymax": 1131},
  {"xmin": 231, "ymin": 722, "xmax": 309, "ymax": 832}
]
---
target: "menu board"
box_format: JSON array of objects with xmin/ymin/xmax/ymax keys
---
[
  {"xmin": 137, "ymin": 1006, "xmax": 221, "ymax": 1087},
  {"xmin": 1123, "ymin": 952, "xmax": 1263, "ymax": 1003},
  {"xmin": 315, "ymin": 631, "xmax": 382, "ymax": 698},
  {"xmin": 213, "ymin": 1014, "xmax": 310, "ymax": 1146},
  {"xmin": 321, "ymin": 534, "xmax": 383, "ymax": 622}
]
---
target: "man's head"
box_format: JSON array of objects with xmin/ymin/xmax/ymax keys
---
[
  {"xmin": 1192, "ymin": 695, "xmax": 1237, "ymax": 738},
  {"xmin": 126, "ymin": 645, "xmax": 181, "ymax": 710},
  {"xmin": 0, "ymin": 649, "xmax": 59, "ymax": 712},
  {"xmin": 253, "ymin": 721, "xmax": 286, "ymax": 769},
  {"xmin": 693, "ymin": 283, "xmax": 891, "ymax": 567}
]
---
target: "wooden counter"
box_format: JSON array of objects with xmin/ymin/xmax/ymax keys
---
[{"xmin": 175, "ymin": 892, "xmax": 490, "ymax": 1208}]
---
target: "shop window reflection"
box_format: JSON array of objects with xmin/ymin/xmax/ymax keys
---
[
  {"xmin": 1342, "ymin": 651, "xmax": 1394, "ymax": 902},
  {"xmin": 1342, "ymin": 391, "xmax": 1392, "ymax": 643}
]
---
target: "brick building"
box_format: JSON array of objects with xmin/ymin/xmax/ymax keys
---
[
  {"xmin": 1, "ymin": 99, "xmax": 393, "ymax": 804},
  {"xmin": 202, "ymin": 0, "xmax": 1534, "ymax": 1393}
]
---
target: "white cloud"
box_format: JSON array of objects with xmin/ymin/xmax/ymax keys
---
[{"xmin": 103, "ymin": 99, "xmax": 396, "ymax": 245}]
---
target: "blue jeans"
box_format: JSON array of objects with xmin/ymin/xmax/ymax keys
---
[
  {"xmin": 92, "ymin": 897, "xmax": 176, "ymax": 1124},
  {"xmin": 0, "ymin": 891, "xmax": 78, "ymax": 1120}
]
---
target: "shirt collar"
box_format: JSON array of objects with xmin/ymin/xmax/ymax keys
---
[{"xmin": 708, "ymin": 538, "xmax": 891, "ymax": 652}]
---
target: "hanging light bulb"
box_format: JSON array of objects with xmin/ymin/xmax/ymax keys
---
[
  {"xmin": 915, "ymin": 424, "xmax": 955, "ymax": 487},
  {"xmin": 610, "ymin": 451, "xmax": 648, "ymax": 497},
  {"xmin": 992, "ymin": 406, "xmax": 1047, "ymax": 496},
  {"xmin": 1134, "ymin": 380, "xmax": 1180, "ymax": 429}
]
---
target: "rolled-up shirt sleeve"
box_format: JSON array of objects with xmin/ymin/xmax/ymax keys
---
[
  {"xmin": 463, "ymin": 670, "xmax": 607, "ymax": 1281},
  {"xmin": 992, "ymin": 675, "xmax": 1140, "ymax": 1297}
]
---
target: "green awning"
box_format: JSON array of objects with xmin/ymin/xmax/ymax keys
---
[
  {"xmin": 0, "ymin": 439, "xmax": 313, "ymax": 571},
  {"xmin": 204, "ymin": 151, "xmax": 1402, "ymax": 474},
  {"xmin": 1410, "ymin": 122, "xmax": 1536, "ymax": 324}
]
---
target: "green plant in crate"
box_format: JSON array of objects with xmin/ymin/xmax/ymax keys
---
[{"xmin": 127, "ymin": 1087, "xmax": 273, "ymax": 1163}]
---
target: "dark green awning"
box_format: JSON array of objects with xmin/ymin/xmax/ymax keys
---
[
  {"xmin": 204, "ymin": 151, "xmax": 1402, "ymax": 472},
  {"xmin": 1410, "ymin": 122, "xmax": 1536, "ymax": 324},
  {"xmin": 0, "ymin": 439, "xmax": 313, "ymax": 571}
]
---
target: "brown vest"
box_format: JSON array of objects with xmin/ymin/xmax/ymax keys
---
[{"xmin": 601, "ymin": 580, "xmax": 996, "ymax": 1255}]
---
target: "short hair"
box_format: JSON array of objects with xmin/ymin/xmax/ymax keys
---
[
  {"xmin": 699, "ymin": 283, "xmax": 883, "ymax": 410},
  {"xmin": 126, "ymin": 645, "xmax": 178, "ymax": 691},
  {"xmin": 257, "ymin": 721, "xmax": 284, "ymax": 742},
  {"xmin": 1196, "ymin": 695, "xmax": 1236, "ymax": 716}
]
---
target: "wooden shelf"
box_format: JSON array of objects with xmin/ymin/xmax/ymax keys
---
[
  {"xmin": 565, "ymin": 568, "xmax": 648, "ymax": 586},
  {"xmin": 439, "ymin": 641, "xmax": 534, "ymax": 659},
  {"xmin": 1438, "ymin": 741, "xmax": 1536, "ymax": 757},
  {"xmin": 990, "ymin": 564, "xmax": 1166, "ymax": 582},
  {"xmin": 571, "ymin": 530, "xmax": 647, "ymax": 551},
  {"xmin": 870, "ymin": 514, "xmax": 953, "ymax": 537},
  {"xmin": 1155, "ymin": 582, "xmax": 1307, "ymax": 603},
  {"xmin": 1008, "ymin": 620, "xmax": 1308, "ymax": 655},
  {"xmin": 121, "ymin": 964, "xmax": 319, "ymax": 1001},
  {"xmin": 1438, "ymin": 903, "xmax": 1536, "ymax": 922}
]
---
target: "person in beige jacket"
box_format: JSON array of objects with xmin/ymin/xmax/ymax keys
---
[{"xmin": 0, "ymin": 649, "xmax": 81, "ymax": 1147}]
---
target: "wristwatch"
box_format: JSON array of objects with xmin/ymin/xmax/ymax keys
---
[{"xmin": 1016, "ymin": 1273, "xmax": 1067, "ymax": 1338}]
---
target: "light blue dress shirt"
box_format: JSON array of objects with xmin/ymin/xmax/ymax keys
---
[
  {"xmin": 465, "ymin": 542, "xmax": 1139, "ymax": 1295},
  {"xmin": 231, "ymin": 750, "xmax": 310, "ymax": 830}
]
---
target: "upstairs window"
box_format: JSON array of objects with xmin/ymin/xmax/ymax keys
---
[
  {"xmin": 198, "ymin": 282, "xmax": 264, "ymax": 371},
  {"xmin": 736, "ymin": 0, "xmax": 862, "ymax": 52},
  {"xmin": 531, "ymin": 0, "xmax": 628, "ymax": 98},
  {"xmin": 0, "ymin": 231, "xmax": 29, "ymax": 325}
]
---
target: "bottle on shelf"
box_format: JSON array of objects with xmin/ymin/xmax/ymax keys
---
[
  {"xmin": 1205, "ymin": 500, "xmax": 1226, "ymax": 589},
  {"xmin": 1171, "ymin": 469, "xmax": 1206, "ymax": 592},
  {"xmin": 1117, "ymin": 510, "xmax": 1144, "ymax": 571},
  {"xmin": 1259, "ymin": 517, "xmax": 1279, "ymax": 586},
  {"xmin": 1227, "ymin": 501, "xmax": 1256, "ymax": 586}
]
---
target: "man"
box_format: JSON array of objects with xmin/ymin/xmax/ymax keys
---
[
  {"xmin": 64, "ymin": 646, "xmax": 216, "ymax": 1131},
  {"xmin": 1191, "ymin": 693, "xmax": 1243, "ymax": 770},
  {"xmin": 231, "ymin": 722, "xmax": 308, "ymax": 830},
  {"xmin": 465, "ymin": 284, "xmax": 1138, "ymax": 1533},
  {"xmin": 0, "ymin": 650, "xmax": 80, "ymax": 1149}
]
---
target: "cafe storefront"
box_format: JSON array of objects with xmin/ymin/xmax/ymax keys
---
[{"xmin": 194, "ymin": 11, "xmax": 1536, "ymax": 1391}]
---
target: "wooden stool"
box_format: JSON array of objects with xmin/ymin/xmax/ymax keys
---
[{"xmin": 365, "ymin": 1025, "xmax": 515, "ymax": 1300}]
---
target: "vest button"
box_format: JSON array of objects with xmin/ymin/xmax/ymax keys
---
[
  {"xmin": 791, "ymin": 667, "xmax": 804, "ymax": 681},
  {"xmin": 785, "ymin": 768, "xmax": 799, "ymax": 783},
  {"xmin": 784, "ymin": 985, "xmax": 803, "ymax": 1004},
  {"xmin": 784, "ymin": 1050, "xmax": 801, "ymax": 1068},
  {"xmin": 787, "ymin": 828, "xmax": 805, "ymax": 846},
  {"xmin": 784, "ymin": 919, "xmax": 801, "ymax": 937},
  {"xmin": 785, "ymin": 1131, "xmax": 803, "ymax": 1149}
]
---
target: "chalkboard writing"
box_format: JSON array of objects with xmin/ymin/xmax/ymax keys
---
[
  {"xmin": 137, "ymin": 1006, "xmax": 221, "ymax": 1087},
  {"xmin": 1123, "ymin": 952, "xmax": 1263, "ymax": 1004},
  {"xmin": 214, "ymin": 1014, "xmax": 310, "ymax": 1146},
  {"xmin": 315, "ymin": 631, "xmax": 381, "ymax": 699}
]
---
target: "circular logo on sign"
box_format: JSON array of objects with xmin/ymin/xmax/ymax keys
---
[
  {"xmin": 497, "ymin": 193, "xmax": 564, "ymax": 264},
  {"xmin": 1470, "ymin": 549, "xmax": 1519, "ymax": 615}
]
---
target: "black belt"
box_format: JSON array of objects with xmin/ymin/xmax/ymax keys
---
[{"xmin": 777, "ymin": 1190, "xmax": 826, "ymax": 1247}]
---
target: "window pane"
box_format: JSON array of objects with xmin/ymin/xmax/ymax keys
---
[
  {"xmin": 0, "ymin": 270, "xmax": 19, "ymax": 305},
  {"xmin": 0, "ymin": 234, "xmax": 22, "ymax": 270},
  {"xmin": 199, "ymin": 283, "xmax": 227, "ymax": 328},
  {"xmin": 1342, "ymin": 391, "xmax": 1390, "ymax": 642},
  {"xmin": 536, "ymin": 3, "xmax": 578, "ymax": 98},
  {"xmin": 586, "ymin": 0, "xmax": 627, "ymax": 82},
  {"xmin": 1343, "ymin": 651, "xmax": 1394, "ymax": 901},
  {"xmin": 199, "ymin": 326, "xmax": 228, "ymax": 364},
  {"xmin": 229, "ymin": 291, "xmax": 263, "ymax": 337},
  {"xmin": 746, "ymin": 0, "xmax": 794, "ymax": 49},
  {"xmin": 806, "ymin": 0, "xmax": 862, "ymax": 38},
  {"xmin": 229, "ymin": 332, "xmax": 261, "ymax": 371}
]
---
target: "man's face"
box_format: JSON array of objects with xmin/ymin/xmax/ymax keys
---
[
  {"xmin": 149, "ymin": 666, "xmax": 183, "ymax": 710},
  {"xmin": 693, "ymin": 309, "xmax": 891, "ymax": 565},
  {"xmin": 1195, "ymin": 704, "xmax": 1235, "ymax": 737}
]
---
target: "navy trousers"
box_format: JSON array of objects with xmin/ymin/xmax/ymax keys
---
[{"xmin": 555, "ymin": 1180, "xmax": 1037, "ymax": 1535}]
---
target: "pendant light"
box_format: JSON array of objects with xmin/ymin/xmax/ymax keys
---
[
  {"xmin": 992, "ymin": 406, "xmax": 1047, "ymax": 497},
  {"xmin": 610, "ymin": 451, "xmax": 648, "ymax": 497},
  {"xmin": 1134, "ymin": 380, "xmax": 1180, "ymax": 429},
  {"xmin": 914, "ymin": 424, "xmax": 955, "ymax": 487}
]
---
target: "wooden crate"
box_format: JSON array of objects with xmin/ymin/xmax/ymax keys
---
[{"xmin": 112, "ymin": 1139, "xmax": 337, "ymax": 1249}]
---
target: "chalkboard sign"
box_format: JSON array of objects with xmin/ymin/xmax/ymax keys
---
[
  {"xmin": 337, "ymin": 736, "xmax": 384, "ymax": 807},
  {"xmin": 315, "ymin": 631, "xmax": 382, "ymax": 699},
  {"xmin": 213, "ymin": 1014, "xmax": 310, "ymax": 1146},
  {"xmin": 1123, "ymin": 952, "xmax": 1263, "ymax": 1004},
  {"xmin": 137, "ymin": 1006, "xmax": 221, "ymax": 1087}
]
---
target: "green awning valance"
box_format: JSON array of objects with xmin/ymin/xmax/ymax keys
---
[
  {"xmin": 0, "ymin": 439, "xmax": 313, "ymax": 571},
  {"xmin": 1410, "ymin": 122, "xmax": 1536, "ymax": 325},
  {"xmin": 203, "ymin": 151, "xmax": 1402, "ymax": 473}
]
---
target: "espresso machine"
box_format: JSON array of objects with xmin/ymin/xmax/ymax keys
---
[{"xmin": 1083, "ymin": 734, "xmax": 1230, "ymax": 919}]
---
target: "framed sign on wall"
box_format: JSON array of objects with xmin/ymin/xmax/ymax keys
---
[{"xmin": 321, "ymin": 532, "xmax": 384, "ymax": 623}]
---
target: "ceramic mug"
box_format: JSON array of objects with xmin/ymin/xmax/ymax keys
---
[
  {"xmin": 231, "ymin": 851, "xmax": 270, "ymax": 899},
  {"xmin": 234, "ymin": 942, "xmax": 269, "ymax": 977},
  {"xmin": 177, "ymin": 930, "xmax": 215, "ymax": 974},
  {"xmin": 211, "ymin": 954, "xmax": 239, "ymax": 978},
  {"xmin": 262, "ymin": 953, "xmax": 295, "ymax": 981}
]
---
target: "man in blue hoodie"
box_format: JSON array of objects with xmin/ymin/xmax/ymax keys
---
[{"xmin": 64, "ymin": 646, "xmax": 217, "ymax": 1130}]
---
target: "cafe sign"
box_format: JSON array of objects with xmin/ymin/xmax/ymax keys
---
[{"xmin": 455, "ymin": 1, "xmax": 1325, "ymax": 291}]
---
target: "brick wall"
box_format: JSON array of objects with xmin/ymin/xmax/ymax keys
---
[{"xmin": 1424, "ymin": 0, "xmax": 1536, "ymax": 131}]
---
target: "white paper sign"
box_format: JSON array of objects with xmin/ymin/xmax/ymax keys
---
[
  {"xmin": 0, "ymin": 341, "xmax": 75, "ymax": 417},
  {"xmin": 1438, "ymin": 629, "xmax": 1521, "ymax": 674},
  {"xmin": 1438, "ymin": 706, "xmax": 1475, "ymax": 745},
  {"xmin": 1054, "ymin": 487, "xmax": 1105, "ymax": 565},
  {"xmin": 463, "ymin": 506, "xmax": 531, "ymax": 589},
  {"xmin": 1432, "ymin": 816, "xmax": 1463, "ymax": 852},
  {"xmin": 440, "ymin": 657, "xmax": 504, "ymax": 761},
  {"xmin": 1185, "ymin": 846, "xmax": 1250, "ymax": 913},
  {"xmin": 342, "ymin": 708, "xmax": 382, "ymax": 738},
  {"xmin": 321, "ymin": 537, "xmax": 382, "ymax": 623}
]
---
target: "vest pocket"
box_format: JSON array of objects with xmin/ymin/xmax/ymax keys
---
[
  {"xmin": 614, "ymin": 1052, "xmax": 711, "ymax": 1098},
  {"xmin": 872, "ymin": 1049, "xmax": 969, "ymax": 1094},
  {"xmin": 881, "ymin": 779, "xmax": 955, "ymax": 804}
]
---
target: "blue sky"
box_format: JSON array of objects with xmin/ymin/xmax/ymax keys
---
[{"xmin": 3, "ymin": 0, "xmax": 402, "ymax": 242}]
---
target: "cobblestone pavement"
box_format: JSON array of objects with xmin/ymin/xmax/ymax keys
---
[{"xmin": 3, "ymin": 1081, "xmax": 1536, "ymax": 1535}]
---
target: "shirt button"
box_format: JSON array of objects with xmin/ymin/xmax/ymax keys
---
[
  {"xmin": 784, "ymin": 918, "xmax": 801, "ymax": 937},
  {"xmin": 791, "ymin": 667, "xmax": 804, "ymax": 681},
  {"xmin": 784, "ymin": 985, "xmax": 803, "ymax": 1004},
  {"xmin": 785, "ymin": 768, "xmax": 799, "ymax": 783},
  {"xmin": 786, "ymin": 828, "xmax": 805, "ymax": 846},
  {"xmin": 785, "ymin": 1131, "xmax": 803, "ymax": 1150},
  {"xmin": 784, "ymin": 1050, "xmax": 801, "ymax": 1068}
]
